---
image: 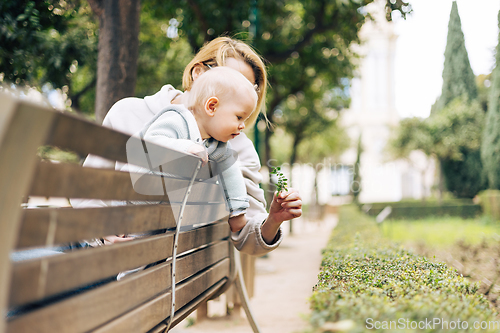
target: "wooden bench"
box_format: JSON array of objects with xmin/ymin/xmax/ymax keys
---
[{"xmin": 0, "ymin": 94, "xmax": 261, "ymax": 333}]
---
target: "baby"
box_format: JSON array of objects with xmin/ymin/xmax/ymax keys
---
[{"xmin": 140, "ymin": 66, "xmax": 258, "ymax": 232}]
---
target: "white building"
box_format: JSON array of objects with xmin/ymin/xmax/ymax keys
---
[
  {"xmin": 336, "ymin": 0, "xmax": 435, "ymax": 203},
  {"xmin": 273, "ymin": 1, "xmax": 435, "ymax": 206}
]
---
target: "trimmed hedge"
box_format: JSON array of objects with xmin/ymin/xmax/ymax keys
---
[
  {"xmin": 363, "ymin": 200, "xmax": 481, "ymax": 220},
  {"xmin": 306, "ymin": 206, "xmax": 498, "ymax": 332}
]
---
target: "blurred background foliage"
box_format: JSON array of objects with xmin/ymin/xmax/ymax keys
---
[
  {"xmin": 5, "ymin": 0, "xmax": 499, "ymax": 201},
  {"xmin": 481, "ymin": 11, "xmax": 500, "ymax": 192},
  {"xmin": 0, "ymin": 0, "xmax": 97, "ymax": 114},
  {"xmin": 0, "ymin": 0, "xmax": 411, "ymax": 173},
  {"xmin": 390, "ymin": 2, "xmax": 500, "ymax": 199}
]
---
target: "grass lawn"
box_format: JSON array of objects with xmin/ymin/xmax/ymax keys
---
[{"xmin": 380, "ymin": 216, "xmax": 500, "ymax": 249}]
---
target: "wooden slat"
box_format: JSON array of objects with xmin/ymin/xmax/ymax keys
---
[
  {"xmin": 29, "ymin": 161, "xmax": 224, "ymax": 202},
  {"xmin": 132, "ymin": 171, "xmax": 225, "ymax": 204},
  {"xmin": 16, "ymin": 202, "xmax": 228, "ymax": 249},
  {"xmin": 149, "ymin": 324, "xmax": 167, "ymax": 333},
  {"xmin": 7, "ymin": 242, "xmax": 229, "ymax": 333},
  {"xmin": 170, "ymin": 202, "xmax": 228, "ymax": 228},
  {"xmin": 31, "ymin": 161, "xmax": 166, "ymax": 201},
  {"xmin": 176, "ymin": 220, "xmax": 230, "ymax": 254},
  {"xmin": 9, "ymin": 221, "xmax": 229, "ymax": 307},
  {"xmin": 1, "ymin": 98, "xmax": 238, "ymax": 333},
  {"xmin": 176, "ymin": 241, "xmax": 229, "ymax": 283},
  {"xmin": 9, "ymin": 233, "xmax": 173, "ymax": 307},
  {"xmin": 0, "ymin": 96, "xmax": 56, "ymax": 333},
  {"xmin": 92, "ymin": 259, "xmax": 230, "ymax": 333},
  {"xmin": 149, "ymin": 279, "xmax": 228, "ymax": 333},
  {"xmin": 8, "ymin": 261, "xmax": 172, "ymax": 333},
  {"xmin": 16, "ymin": 204, "xmax": 177, "ymax": 249},
  {"xmin": 46, "ymin": 111, "xmax": 131, "ymax": 164},
  {"xmin": 45, "ymin": 111, "xmax": 216, "ymax": 180}
]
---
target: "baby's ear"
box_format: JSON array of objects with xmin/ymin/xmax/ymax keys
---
[{"xmin": 204, "ymin": 96, "xmax": 219, "ymax": 117}]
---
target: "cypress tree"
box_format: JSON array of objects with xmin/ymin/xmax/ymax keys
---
[
  {"xmin": 434, "ymin": 1, "xmax": 485, "ymax": 198},
  {"xmin": 435, "ymin": 1, "xmax": 478, "ymax": 111},
  {"xmin": 481, "ymin": 10, "xmax": 500, "ymax": 189}
]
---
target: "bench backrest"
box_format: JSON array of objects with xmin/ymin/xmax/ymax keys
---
[{"xmin": 0, "ymin": 94, "xmax": 234, "ymax": 333}]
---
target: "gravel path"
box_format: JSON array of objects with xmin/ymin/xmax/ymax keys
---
[{"xmin": 171, "ymin": 215, "xmax": 337, "ymax": 333}]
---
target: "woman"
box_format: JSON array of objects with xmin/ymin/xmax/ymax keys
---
[{"xmin": 76, "ymin": 36, "xmax": 302, "ymax": 255}]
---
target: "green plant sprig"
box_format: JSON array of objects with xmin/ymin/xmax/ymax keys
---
[{"xmin": 271, "ymin": 167, "xmax": 288, "ymax": 193}]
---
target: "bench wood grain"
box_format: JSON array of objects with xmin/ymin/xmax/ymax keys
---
[{"xmin": 0, "ymin": 95, "xmax": 261, "ymax": 333}]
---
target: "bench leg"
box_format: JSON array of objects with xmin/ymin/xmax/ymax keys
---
[
  {"xmin": 234, "ymin": 247, "xmax": 262, "ymax": 333},
  {"xmin": 196, "ymin": 301, "xmax": 208, "ymax": 322}
]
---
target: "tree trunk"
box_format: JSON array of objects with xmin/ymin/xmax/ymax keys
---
[
  {"xmin": 88, "ymin": 0, "xmax": 141, "ymax": 123},
  {"xmin": 287, "ymin": 133, "xmax": 303, "ymax": 235},
  {"xmin": 264, "ymin": 125, "xmax": 274, "ymax": 205}
]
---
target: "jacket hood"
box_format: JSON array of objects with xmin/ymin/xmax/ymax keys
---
[{"xmin": 144, "ymin": 85, "xmax": 183, "ymax": 115}]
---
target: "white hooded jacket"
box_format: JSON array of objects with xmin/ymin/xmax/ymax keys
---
[{"xmin": 73, "ymin": 85, "xmax": 282, "ymax": 255}]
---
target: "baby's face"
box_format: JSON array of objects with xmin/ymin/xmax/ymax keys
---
[{"xmin": 206, "ymin": 92, "xmax": 256, "ymax": 142}]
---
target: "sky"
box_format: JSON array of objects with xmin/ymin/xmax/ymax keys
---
[{"xmin": 393, "ymin": 0, "xmax": 500, "ymax": 118}]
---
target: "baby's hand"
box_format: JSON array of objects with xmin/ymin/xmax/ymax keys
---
[
  {"xmin": 228, "ymin": 214, "xmax": 247, "ymax": 232},
  {"xmin": 187, "ymin": 143, "xmax": 208, "ymax": 165},
  {"xmin": 103, "ymin": 234, "xmax": 135, "ymax": 245}
]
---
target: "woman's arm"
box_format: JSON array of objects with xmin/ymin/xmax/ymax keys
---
[{"xmin": 229, "ymin": 133, "xmax": 301, "ymax": 255}]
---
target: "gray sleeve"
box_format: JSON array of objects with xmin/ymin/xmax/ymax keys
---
[
  {"xmin": 218, "ymin": 159, "xmax": 250, "ymax": 214},
  {"xmin": 143, "ymin": 112, "xmax": 194, "ymax": 153}
]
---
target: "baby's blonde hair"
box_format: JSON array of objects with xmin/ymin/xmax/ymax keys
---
[
  {"xmin": 183, "ymin": 37, "xmax": 267, "ymax": 126},
  {"xmin": 185, "ymin": 66, "xmax": 257, "ymax": 116}
]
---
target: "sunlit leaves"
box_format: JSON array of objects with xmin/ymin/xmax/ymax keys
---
[
  {"xmin": 0, "ymin": 0, "xmax": 96, "ymax": 89},
  {"xmin": 390, "ymin": 98, "xmax": 484, "ymax": 162}
]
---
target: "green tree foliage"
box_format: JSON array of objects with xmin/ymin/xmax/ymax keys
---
[
  {"xmin": 135, "ymin": 5, "xmax": 194, "ymax": 98},
  {"xmin": 278, "ymin": 78, "xmax": 350, "ymax": 167},
  {"xmin": 429, "ymin": 99, "xmax": 484, "ymax": 162},
  {"xmin": 295, "ymin": 120, "xmax": 350, "ymax": 166},
  {"xmin": 433, "ymin": 1, "xmax": 477, "ymax": 112},
  {"xmin": 141, "ymin": 0, "xmax": 411, "ymax": 166},
  {"xmin": 428, "ymin": 1, "xmax": 484, "ymax": 198},
  {"xmin": 476, "ymin": 74, "xmax": 492, "ymax": 112},
  {"xmin": 389, "ymin": 117, "xmax": 432, "ymax": 158},
  {"xmin": 391, "ymin": 98, "xmax": 486, "ymax": 198},
  {"xmin": 433, "ymin": 99, "xmax": 486, "ymax": 198},
  {"xmin": 268, "ymin": 115, "xmax": 349, "ymax": 171},
  {"xmin": 0, "ymin": 1, "xmax": 192, "ymax": 115},
  {"xmin": 481, "ymin": 10, "xmax": 500, "ymax": 189},
  {"xmin": 2, "ymin": 0, "xmax": 411, "ymax": 164},
  {"xmin": 0, "ymin": 0, "xmax": 97, "ymax": 113},
  {"xmin": 259, "ymin": 0, "xmax": 376, "ymax": 166}
]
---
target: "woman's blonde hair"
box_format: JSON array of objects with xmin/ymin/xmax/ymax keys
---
[{"xmin": 182, "ymin": 36, "xmax": 267, "ymax": 127}]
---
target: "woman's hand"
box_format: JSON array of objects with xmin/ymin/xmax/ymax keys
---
[{"xmin": 261, "ymin": 188, "xmax": 302, "ymax": 244}]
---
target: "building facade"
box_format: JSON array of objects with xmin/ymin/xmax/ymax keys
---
[{"xmin": 337, "ymin": 1, "xmax": 434, "ymax": 203}]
